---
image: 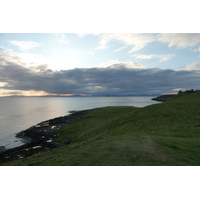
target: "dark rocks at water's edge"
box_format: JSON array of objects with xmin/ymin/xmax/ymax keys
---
[
  {"xmin": 0, "ymin": 146, "xmax": 6, "ymax": 153},
  {"xmin": 151, "ymin": 94, "xmax": 177, "ymax": 102},
  {"xmin": 0, "ymin": 109, "xmax": 90, "ymax": 164}
]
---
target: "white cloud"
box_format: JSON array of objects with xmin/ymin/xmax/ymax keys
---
[
  {"xmin": 0, "ymin": 82, "xmax": 7, "ymax": 87},
  {"xmin": 98, "ymin": 34, "xmax": 111, "ymax": 49},
  {"xmin": 0, "ymin": 47, "xmax": 78, "ymax": 71},
  {"xmin": 194, "ymin": 46, "xmax": 200, "ymax": 52},
  {"xmin": 77, "ymin": 33, "xmax": 88, "ymax": 37},
  {"xmin": 88, "ymin": 51, "xmax": 94, "ymax": 56},
  {"xmin": 114, "ymin": 45, "xmax": 127, "ymax": 52},
  {"xmin": 76, "ymin": 33, "xmax": 102, "ymax": 38},
  {"xmin": 184, "ymin": 62, "xmax": 200, "ymax": 71},
  {"xmin": 78, "ymin": 33, "xmax": 200, "ymax": 54},
  {"xmin": 132, "ymin": 54, "xmax": 175, "ymax": 62},
  {"xmin": 96, "ymin": 60, "xmax": 120, "ymax": 68},
  {"xmin": 157, "ymin": 33, "xmax": 200, "ymax": 49},
  {"xmin": 173, "ymin": 88, "xmax": 185, "ymax": 91},
  {"xmin": 98, "ymin": 33, "xmax": 155, "ymax": 52},
  {"xmin": 97, "ymin": 60, "xmax": 147, "ymax": 69},
  {"xmin": 57, "ymin": 33, "xmax": 69, "ymax": 45},
  {"xmin": 0, "ymin": 48, "xmax": 48, "ymax": 69},
  {"xmin": 8, "ymin": 40, "xmax": 42, "ymax": 51},
  {"xmin": 0, "ymin": 89, "xmax": 52, "ymax": 97},
  {"xmin": 97, "ymin": 33, "xmax": 200, "ymax": 52},
  {"xmin": 132, "ymin": 54, "xmax": 154, "ymax": 59},
  {"xmin": 121, "ymin": 62, "xmax": 148, "ymax": 69}
]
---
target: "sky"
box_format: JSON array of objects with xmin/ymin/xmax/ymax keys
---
[
  {"xmin": 1, "ymin": 33, "xmax": 200, "ymax": 97},
  {"xmin": 1, "ymin": 0, "xmax": 200, "ymax": 97}
]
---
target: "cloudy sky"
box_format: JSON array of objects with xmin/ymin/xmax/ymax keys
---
[{"xmin": 1, "ymin": 33, "xmax": 200, "ymax": 97}]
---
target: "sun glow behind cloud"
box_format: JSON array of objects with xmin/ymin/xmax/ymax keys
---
[
  {"xmin": 0, "ymin": 48, "xmax": 79, "ymax": 71},
  {"xmin": 0, "ymin": 88, "xmax": 80, "ymax": 97},
  {"xmin": 47, "ymin": 56, "xmax": 79, "ymax": 71},
  {"xmin": 0, "ymin": 89, "xmax": 50, "ymax": 97}
]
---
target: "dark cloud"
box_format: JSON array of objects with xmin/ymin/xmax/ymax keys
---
[{"xmin": 1, "ymin": 54, "xmax": 200, "ymax": 96}]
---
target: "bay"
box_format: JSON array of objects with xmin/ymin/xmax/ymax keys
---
[{"xmin": 0, "ymin": 96, "xmax": 160, "ymax": 149}]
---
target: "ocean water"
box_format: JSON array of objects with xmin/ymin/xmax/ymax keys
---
[{"xmin": 0, "ymin": 96, "xmax": 160, "ymax": 149}]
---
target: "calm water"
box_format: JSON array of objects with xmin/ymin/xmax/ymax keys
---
[{"xmin": 0, "ymin": 96, "xmax": 160, "ymax": 149}]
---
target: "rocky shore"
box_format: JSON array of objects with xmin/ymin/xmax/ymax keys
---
[
  {"xmin": 0, "ymin": 109, "xmax": 90, "ymax": 165},
  {"xmin": 151, "ymin": 94, "xmax": 176, "ymax": 102}
]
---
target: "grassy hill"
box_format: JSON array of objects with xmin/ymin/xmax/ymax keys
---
[{"xmin": 4, "ymin": 92, "xmax": 200, "ymax": 166}]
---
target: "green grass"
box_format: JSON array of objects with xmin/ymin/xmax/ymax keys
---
[{"xmin": 3, "ymin": 92, "xmax": 200, "ymax": 166}]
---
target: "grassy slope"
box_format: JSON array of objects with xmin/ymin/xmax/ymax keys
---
[{"xmin": 4, "ymin": 92, "xmax": 200, "ymax": 166}]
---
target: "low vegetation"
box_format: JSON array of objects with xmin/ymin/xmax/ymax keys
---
[{"xmin": 4, "ymin": 92, "xmax": 200, "ymax": 165}]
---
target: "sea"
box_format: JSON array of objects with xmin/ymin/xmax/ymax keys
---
[{"xmin": 0, "ymin": 96, "xmax": 160, "ymax": 149}]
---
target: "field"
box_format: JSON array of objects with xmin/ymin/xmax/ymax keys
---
[{"xmin": 4, "ymin": 92, "xmax": 200, "ymax": 166}]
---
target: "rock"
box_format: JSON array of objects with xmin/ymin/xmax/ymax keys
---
[
  {"xmin": 69, "ymin": 110, "xmax": 79, "ymax": 114},
  {"xmin": 63, "ymin": 139, "xmax": 70, "ymax": 145},
  {"xmin": 42, "ymin": 142, "xmax": 62, "ymax": 149},
  {"xmin": 152, "ymin": 94, "xmax": 176, "ymax": 102},
  {"xmin": 0, "ymin": 146, "xmax": 5, "ymax": 152},
  {"xmin": 32, "ymin": 145, "xmax": 42, "ymax": 149}
]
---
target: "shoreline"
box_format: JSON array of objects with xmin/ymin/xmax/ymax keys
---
[{"xmin": 0, "ymin": 109, "xmax": 91, "ymax": 164}]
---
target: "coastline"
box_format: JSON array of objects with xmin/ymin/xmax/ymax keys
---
[
  {"xmin": 0, "ymin": 109, "xmax": 91, "ymax": 164},
  {"xmin": 0, "ymin": 96, "xmax": 158, "ymax": 149}
]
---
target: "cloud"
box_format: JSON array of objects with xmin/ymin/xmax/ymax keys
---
[
  {"xmin": 0, "ymin": 48, "xmax": 22, "ymax": 66},
  {"xmin": 8, "ymin": 40, "xmax": 42, "ymax": 51},
  {"xmin": 114, "ymin": 45, "xmax": 128, "ymax": 52},
  {"xmin": 193, "ymin": 47, "xmax": 200, "ymax": 52},
  {"xmin": 184, "ymin": 61, "xmax": 200, "ymax": 71},
  {"xmin": 77, "ymin": 33, "xmax": 88, "ymax": 38},
  {"xmin": 157, "ymin": 33, "xmax": 200, "ymax": 49},
  {"xmin": 96, "ymin": 60, "xmax": 120, "ymax": 68},
  {"xmin": 0, "ymin": 47, "xmax": 78, "ymax": 71},
  {"xmin": 75, "ymin": 33, "xmax": 200, "ymax": 56},
  {"xmin": 76, "ymin": 33, "xmax": 102, "ymax": 38},
  {"xmin": 0, "ymin": 89, "xmax": 51, "ymax": 97},
  {"xmin": 0, "ymin": 82, "xmax": 7, "ymax": 87},
  {"xmin": 97, "ymin": 33, "xmax": 156, "ymax": 52},
  {"xmin": 57, "ymin": 33, "xmax": 69, "ymax": 45},
  {"xmin": 1, "ymin": 47, "xmax": 199, "ymax": 96},
  {"xmin": 94, "ymin": 60, "xmax": 147, "ymax": 69},
  {"xmin": 0, "ymin": 47, "xmax": 48, "ymax": 71},
  {"xmin": 88, "ymin": 51, "xmax": 94, "ymax": 56},
  {"xmin": 132, "ymin": 54, "xmax": 175, "ymax": 62},
  {"xmin": 173, "ymin": 88, "xmax": 186, "ymax": 91},
  {"xmin": 1, "ymin": 51, "xmax": 200, "ymax": 96},
  {"xmin": 96, "ymin": 33, "xmax": 200, "ymax": 53}
]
